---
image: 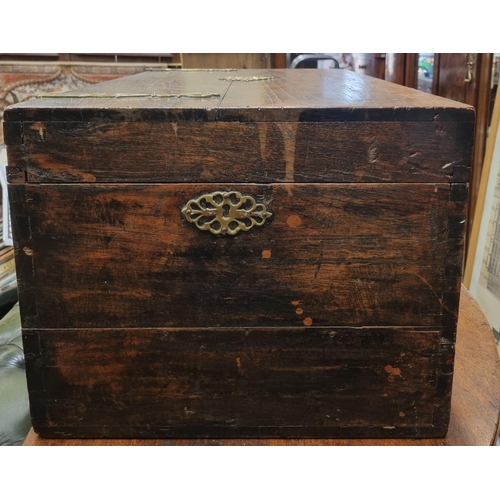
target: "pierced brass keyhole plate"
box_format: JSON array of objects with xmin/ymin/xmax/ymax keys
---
[{"xmin": 181, "ymin": 191, "xmax": 272, "ymax": 235}]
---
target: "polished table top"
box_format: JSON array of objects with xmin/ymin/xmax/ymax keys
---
[{"xmin": 24, "ymin": 286, "xmax": 500, "ymax": 446}]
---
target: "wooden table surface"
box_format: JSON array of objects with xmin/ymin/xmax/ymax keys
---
[{"xmin": 24, "ymin": 285, "xmax": 500, "ymax": 446}]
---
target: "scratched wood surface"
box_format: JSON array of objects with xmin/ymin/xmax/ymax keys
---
[
  {"xmin": 23, "ymin": 287, "xmax": 500, "ymax": 445},
  {"xmin": 23, "ymin": 326, "xmax": 451, "ymax": 438},
  {"xmin": 3, "ymin": 69, "xmax": 473, "ymax": 123},
  {"xmin": 4, "ymin": 120, "xmax": 472, "ymax": 184},
  {"xmin": 10, "ymin": 182, "xmax": 465, "ymax": 330},
  {"xmin": 5, "ymin": 69, "xmax": 473, "ymax": 439}
]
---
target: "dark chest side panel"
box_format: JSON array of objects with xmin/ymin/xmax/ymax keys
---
[
  {"xmin": 10, "ymin": 182, "xmax": 464, "ymax": 330},
  {"xmin": 24, "ymin": 326, "xmax": 453, "ymax": 438},
  {"xmin": 5, "ymin": 120, "xmax": 472, "ymax": 184},
  {"xmin": 4, "ymin": 70, "xmax": 473, "ymax": 439}
]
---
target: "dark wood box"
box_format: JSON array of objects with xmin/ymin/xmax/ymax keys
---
[{"xmin": 3, "ymin": 69, "xmax": 474, "ymax": 438}]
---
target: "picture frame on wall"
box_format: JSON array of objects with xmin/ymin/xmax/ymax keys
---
[{"xmin": 465, "ymin": 91, "xmax": 500, "ymax": 355}]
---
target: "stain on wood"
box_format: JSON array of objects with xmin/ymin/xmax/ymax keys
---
[
  {"xmin": 24, "ymin": 326, "xmax": 454, "ymax": 438},
  {"xmin": 4, "ymin": 69, "xmax": 473, "ymax": 439},
  {"xmin": 4, "ymin": 120, "xmax": 473, "ymax": 185},
  {"xmin": 10, "ymin": 183, "xmax": 465, "ymax": 330}
]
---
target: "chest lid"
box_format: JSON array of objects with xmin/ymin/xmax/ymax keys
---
[{"xmin": 4, "ymin": 69, "xmax": 474, "ymax": 184}]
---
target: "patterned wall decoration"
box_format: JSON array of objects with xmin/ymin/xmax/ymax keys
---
[{"xmin": 0, "ymin": 61, "xmax": 179, "ymax": 143}]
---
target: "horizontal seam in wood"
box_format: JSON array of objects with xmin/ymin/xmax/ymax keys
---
[
  {"xmin": 23, "ymin": 326, "xmax": 444, "ymax": 332},
  {"xmin": 22, "ymin": 182, "xmax": 463, "ymax": 187}
]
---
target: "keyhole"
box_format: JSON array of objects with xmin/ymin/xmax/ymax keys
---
[{"xmin": 222, "ymin": 204, "xmax": 231, "ymax": 219}]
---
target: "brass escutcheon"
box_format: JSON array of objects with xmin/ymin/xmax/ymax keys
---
[{"xmin": 181, "ymin": 191, "xmax": 272, "ymax": 235}]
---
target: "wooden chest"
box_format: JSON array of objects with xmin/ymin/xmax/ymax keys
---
[{"xmin": 3, "ymin": 69, "xmax": 474, "ymax": 439}]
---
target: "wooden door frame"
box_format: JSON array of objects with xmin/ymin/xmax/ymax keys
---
[{"xmin": 384, "ymin": 53, "xmax": 418, "ymax": 87}]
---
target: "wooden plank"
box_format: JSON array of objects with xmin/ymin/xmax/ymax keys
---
[
  {"xmin": 3, "ymin": 70, "xmax": 474, "ymax": 123},
  {"xmin": 24, "ymin": 326, "xmax": 452, "ymax": 438},
  {"xmin": 21, "ymin": 287, "xmax": 500, "ymax": 445},
  {"xmin": 9, "ymin": 120, "xmax": 473, "ymax": 184},
  {"xmin": 5, "ymin": 68, "xmax": 474, "ymax": 441},
  {"xmin": 13, "ymin": 183, "xmax": 465, "ymax": 329},
  {"xmin": 3, "ymin": 70, "xmax": 230, "ymax": 121}
]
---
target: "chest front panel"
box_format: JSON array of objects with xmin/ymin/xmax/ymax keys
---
[{"xmin": 4, "ymin": 69, "xmax": 473, "ymax": 438}]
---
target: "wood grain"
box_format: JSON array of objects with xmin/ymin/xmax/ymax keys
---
[
  {"xmin": 4, "ymin": 69, "xmax": 474, "ymax": 441},
  {"xmin": 10, "ymin": 183, "xmax": 466, "ymax": 329},
  {"xmin": 384, "ymin": 54, "xmax": 406, "ymax": 85},
  {"xmin": 432, "ymin": 53, "xmax": 493, "ymax": 264},
  {"xmin": 181, "ymin": 54, "xmax": 271, "ymax": 69},
  {"xmin": 24, "ymin": 326, "xmax": 452, "ymax": 438},
  {"xmin": 22, "ymin": 286, "xmax": 500, "ymax": 445},
  {"xmin": 5, "ymin": 119, "xmax": 473, "ymax": 184},
  {"xmin": 3, "ymin": 70, "xmax": 474, "ymax": 124}
]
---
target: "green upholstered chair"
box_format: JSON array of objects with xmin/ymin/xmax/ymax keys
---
[{"xmin": 0, "ymin": 303, "xmax": 31, "ymax": 446}]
